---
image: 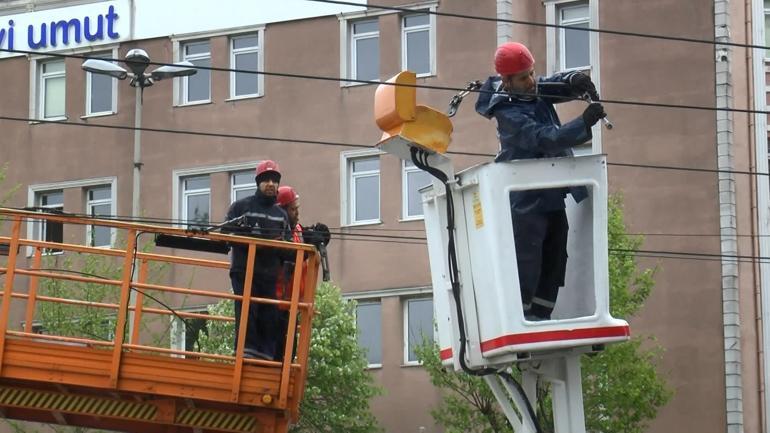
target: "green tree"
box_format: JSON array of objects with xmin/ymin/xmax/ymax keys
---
[
  {"xmin": 416, "ymin": 195, "xmax": 672, "ymax": 433},
  {"xmin": 0, "ymin": 163, "xmax": 19, "ymax": 209},
  {"xmin": 198, "ymin": 281, "xmax": 382, "ymax": 433},
  {"xmin": 0, "ymin": 163, "xmax": 20, "ymax": 235}
]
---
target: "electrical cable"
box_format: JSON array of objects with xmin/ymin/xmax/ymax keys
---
[
  {"xmin": 408, "ymin": 147, "xmax": 545, "ymax": 431},
  {"xmin": 8, "ymin": 211, "xmax": 770, "ymax": 240},
  {"xmin": 0, "ymin": 46, "xmax": 767, "ymax": 115},
  {"xmin": 0, "ymin": 114, "xmax": 370, "ymax": 149},
  {"xmin": 409, "ymin": 146, "xmax": 497, "ymax": 377},
  {"xmin": 0, "ymin": 110, "xmax": 768, "ymax": 181},
  {"xmin": 498, "ymin": 371, "xmax": 544, "ymax": 433},
  {"xmin": 8, "ymin": 207, "xmax": 770, "ymax": 262}
]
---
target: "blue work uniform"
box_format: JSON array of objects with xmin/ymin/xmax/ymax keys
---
[
  {"xmin": 224, "ymin": 189, "xmax": 291, "ymax": 359},
  {"xmin": 475, "ymin": 73, "xmax": 592, "ymax": 319}
]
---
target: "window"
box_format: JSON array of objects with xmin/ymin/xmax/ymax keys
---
[
  {"xmin": 85, "ymin": 52, "xmax": 116, "ymax": 116},
  {"xmin": 231, "ymin": 170, "xmax": 257, "ymax": 202},
  {"xmin": 230, "ymin": 34, "xmax": 261, "ymax": 98},
  {"xmin": 558, "ymin": 2, "xmax": 590, "ymax": 70},
  {"xmin": 39, "ymin": 59, "xmax": 66, "ymax": 119},
  {"xmin": 85, "ymin": 186, "xmax": 112, "ymax": 247},
  {"xmin": 347, "ymin": 156, "xmax": 380, "ymax": 224},
  {"xmin": 350, "ymin": 19, "xmax": 379, "ymax": 81},
  {"xmin": 181, "ymin": 40, "xmax": 211, "ymax": 104},
  {"xmin": 402, "ymin": 12, "xmax": 433, "ymax": 76},
  {"xmin": 181, "ymin": 175, "xmax": 210, "ymax": 229},
  {"xmin": 402, "ymin": 160, "xmax": 431, "ymax": 219},
  {"xmin": 36, "ymin": 190, "xmax": 64, "ymax": 253},
  {"xmin": 404, "ymin": 297, "xmax": 434, "ymax": 364},
  {"xmin": 765, "ymin": 0, "xmax": 770, "ymax": 57},
  {"xmin": 172, "ymin": 162, "xmax": 259, "ymax": 227},
  {"xmin": 355, "ymin": 301, "xmax": 382, "ymax": 366}
]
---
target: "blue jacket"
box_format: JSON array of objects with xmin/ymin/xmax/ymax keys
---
[
  {"xmin": 475, "ymin": 74, "xmax": 590, "ymax": 214},
  {"xmin": 224, "ymin": 190, "xmax": 292, "ymax": 279}
]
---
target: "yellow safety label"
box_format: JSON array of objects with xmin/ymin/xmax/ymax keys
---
[{"xmin": 472, "ymin": 192, "xmax": 484, "ymax": 229}]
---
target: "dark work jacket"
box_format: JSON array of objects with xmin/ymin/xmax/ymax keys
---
[
  {"xmin": 475, "ymin": 74, "xmax": 590, "ymax": 214},
  {"xmin": 224, "ymin": 190, "xmax": 292, "ymax": 281}
]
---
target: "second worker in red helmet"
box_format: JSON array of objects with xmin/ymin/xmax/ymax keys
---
[{"xmin": 475, "ymin": 42, "xmax": 606, "ymax": 321}]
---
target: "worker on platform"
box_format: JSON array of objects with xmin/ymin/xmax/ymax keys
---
[
  {"xmin": 274, "ymin": 185, "xmax": 330, "ymax": 361},
  {"xmin": 224, "ymin": 160, "xmax": 291, "ymax": 360},
  {"xmin": 475, "ymin": 42, "xmax": 607, "ymax": 321}
]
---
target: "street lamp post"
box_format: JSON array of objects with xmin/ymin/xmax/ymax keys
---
[
  {"xmin": 82, "ymin": 50, "xmax": 197, "ymax": 339},
  {"xmin": 82, "ymin": 49, "xmax": 197, "ymax": 218}
]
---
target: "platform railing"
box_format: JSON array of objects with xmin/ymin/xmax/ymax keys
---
[{"xmin": 0, "ymin": 207, "xmax": 318, "ymax": 414}]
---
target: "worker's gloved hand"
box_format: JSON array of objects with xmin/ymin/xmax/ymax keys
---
[
  {"xmin": 582, "ymin": 103, "xmax": 606, "ymax": 129},
  {"xmin": 569, "ymin": 72, "xmax": 600, "ymax": 101},
  {"xmin": 304, "ymin": 223, "xmax": 331, "ymax": 247}
]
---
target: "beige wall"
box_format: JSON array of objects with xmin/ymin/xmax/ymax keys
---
[{"xmin": 1, "ymin": 1, "xmax": 769, "ymax": 433}]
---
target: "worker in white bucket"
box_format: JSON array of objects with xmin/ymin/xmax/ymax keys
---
[{"xmin": 475, "ymin": 42, "xmax": 606, "ymax": 320}]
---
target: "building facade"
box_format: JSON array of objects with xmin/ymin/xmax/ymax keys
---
[{"xmin": 1, "ymin": 1, "xmax": 770, "ymax": 432}]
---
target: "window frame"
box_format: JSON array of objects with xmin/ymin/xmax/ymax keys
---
[
  {"xmin": 36, "ymin": 57, "xmax": 67, "ymax": 121},
  {"xmin": 229, "ymin": 31, "xmax": 264, "ymax": 100},
  {"xmin": 400, "ymin": 9, "xmax": 437, "ymax": 77},
  {"xmin": 84, "ymin": 48, "xmax": 119, "ymax": 117},
  {"xmin": 171, "ymin": 161, "xmax": 259, "ymax": 228},
  {"xmin": 181, "ymin": 174, "xmax": 212, "ymax": 229},
  {"xmin": 401, "ymin": 160, "xmax": 431, "ymax": 221},
  {"xmin": 26, "ymin": 177, "xmax": 117, "ymax": 257},
  {"xmin": 354, "ymin": 299, "xmax": 383, "ymax": 368},
  {"xmin": 402, "ymin": 296, "xmax": 435, "ymax": 365},
  {"xmin": 85, "ymin": 185, "xmax": 116, "ymax": 248},
  {"xmin": 340, "ymin": 149, "xmax": 384, "ymax": 226},
  {"xmin": 36, "ymin": 190, "xmax": 64, "ymax": 255},
  {"xmin": 231, "ymin": 170, "xmax": 257, "ymax": 203},
  {"xmin": 765, "ymin": 0, "xmax": 770, "ymax": 60},
  {"xmin": 557, "ymin": 2, "xmax": 590, "ymax": 72},
  {"xmin": 349, "ymin": 18, "xmax": 380, "ymax": 83},
  {"xmin": 545, "ymin": 0, "xmax": 595, "ymax": 75},
  {"xmin": 338, "ymin": 2, "xmax": 437, "ymax": 87},
  {"xmin": 180, "ymin": 39, "xmax": 212, "ymax": 105},
  {"xmin": 545, "ymin": 0, "xmax": 602, "ymax": 154}
]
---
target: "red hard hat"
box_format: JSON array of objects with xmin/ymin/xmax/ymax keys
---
[
  {"xmin": 494, "ymin": 42, "xmax": 535, "ymax": 75},
  {"xmin": 255, "ymin": 160, "xmax": 281, "ymax": 183},
  {"xmin": 276, "ymin": 186, "xmax": 299, "ymax": 207}
]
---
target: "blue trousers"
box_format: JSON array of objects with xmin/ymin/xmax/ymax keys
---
[
  {"xmin": 512, "ymin": 210, "xmax": 569, "ymax": 319},
  {"xmin": 230, "ymin": 272, "xmax": 278, "ymax": 358}
]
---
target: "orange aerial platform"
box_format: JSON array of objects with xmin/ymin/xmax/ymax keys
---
[{"xmin": 0, "ymin": 208, "xmax": 319, "ymax": 433}]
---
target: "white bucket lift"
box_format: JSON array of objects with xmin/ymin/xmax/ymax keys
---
[{"xmin": 374, "ymin": 71, "xmax": 629, "ymax": 433}]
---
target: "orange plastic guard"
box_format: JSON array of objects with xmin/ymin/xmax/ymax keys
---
[{"xmin": 374, "ymin": 71, "xmax": 417, "ymax": 134}]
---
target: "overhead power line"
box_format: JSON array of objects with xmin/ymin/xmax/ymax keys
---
[
  {"xmin": 0, "ymin": 46, "xmax": 769, "ymax": 116},
  {"xmin": 0, "ymin": 112, "xmax": 767, "ymax": 180},
  {"xmin": 0, "ymin": 114, "xmax": 369, "ymax": 149},
  {"xmin": 3, "ymin": 208, "xmax": 768, "ymax": 264},
  {"xmin": 307, "ymin": 0, "xmax": 770, "ymax": 51}
]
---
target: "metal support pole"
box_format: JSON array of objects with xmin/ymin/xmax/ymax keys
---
[
  {"xmin": 485, "ymin": 354, "xmax": 588, "ymax": 433},
  {"xmin": 132, "ymin": 85, "xmax": 142, "ymax": 218},
  {"xmin": 127, "ymin": 85, "xmax": 142, "ymax": 340}
]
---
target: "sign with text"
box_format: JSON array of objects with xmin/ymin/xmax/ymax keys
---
[{"xmin": 0, "ymin": 0, "xmax": 129, "ymax": 59}]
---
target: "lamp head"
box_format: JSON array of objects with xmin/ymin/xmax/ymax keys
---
[
  {"xmin": 125, "ymin": 48, "xmax": 151, "ymax": 75},
  {"xmin": 81, "ymin": 58, "xmax": 128, "ymax": 80},
  {"xmin": 150, "ymin": 61, "xmax": 198, "ymax": 81}
]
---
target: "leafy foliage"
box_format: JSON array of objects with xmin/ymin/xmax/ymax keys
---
[
  {"xmin": 198, "ymin": 282, "xmax": 382, "ymax": 433},
  {"xmin": 416, "ymin": 195, "xmax": 672, "ymax": 433},
  {"xmin": 0, "ymin": 162, "xmax": 19, "ymax": 209}
]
